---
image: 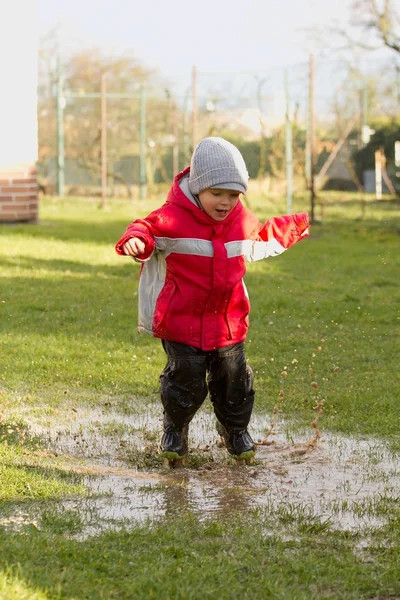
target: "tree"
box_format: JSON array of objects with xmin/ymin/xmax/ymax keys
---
[
  {"xmin": 307, "ymin": 1, "xmax": 400, "ymax": 61},
  {"xmin": 37, "ymin": 33, "xmax": 185, "ymax": 194},
  {"xmin": 350, "ymin": 0, "xmax": 400, "ymax": 54}
]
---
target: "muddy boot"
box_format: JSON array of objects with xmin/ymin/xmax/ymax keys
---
[
  {"xmin": 216, "ymin": 421, "xmax": 255, "ymax": 464},
  {"xmin": 159, "ymin": 416, "xmax": 189, "ymax": 467}
]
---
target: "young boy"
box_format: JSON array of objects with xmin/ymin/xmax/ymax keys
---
[{"xmin": 115, "ymin": 137, "xmax": 309, "ymax": 464}]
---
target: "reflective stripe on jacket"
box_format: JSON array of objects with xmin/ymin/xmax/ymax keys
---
[{"xmin": 115, "ymin": 167, "xmax": 310, "ymax": 350}]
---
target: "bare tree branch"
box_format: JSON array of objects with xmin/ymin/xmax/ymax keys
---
[{"xmin": 351, "ymin": 0, "xmax": 400, "ymax": 53}]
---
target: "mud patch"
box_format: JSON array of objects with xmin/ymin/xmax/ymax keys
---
[{"xmin": 3, "ymin": 406, "xmax": 400, "ymax": 538}]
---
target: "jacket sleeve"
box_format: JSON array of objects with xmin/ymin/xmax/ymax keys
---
[
  {"xmin": 115, "ymin": 217, "xmax": 157, "ymax": 261},
  {"xmin": 244, "ymin": 212, "xmax": 310, "ymax": 262}
]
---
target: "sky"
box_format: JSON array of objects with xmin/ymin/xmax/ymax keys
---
[{"xmin": 37, "ymin": 0, "xmax": 356, "ymax": 79}]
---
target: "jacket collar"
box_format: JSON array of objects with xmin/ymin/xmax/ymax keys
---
[{"xmin": 169, "ymin": 166, "xmax": 243, "ymax": 225}]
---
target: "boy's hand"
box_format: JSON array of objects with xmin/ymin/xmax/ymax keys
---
[{"xmin": 121, "ymin": 237, "xmax": 146, "ymax": 257}]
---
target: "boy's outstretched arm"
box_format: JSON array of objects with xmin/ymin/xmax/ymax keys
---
[
  {"xmin": 243, "ymin": 212, "xmax": 310, "ymax": 262},
  {"xmin": 258, "ymin": 212, "xmax": 310, "ymax": 247}
]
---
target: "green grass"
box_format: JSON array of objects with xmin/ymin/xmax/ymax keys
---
[
  {"xmin": 2, "ymin": 193, "xmax": 398, "ymax": 437},
  {"xmin": 246, "ymin": 215, "xmax": 400, "ymax": 440},
  {"xmin": 1, "ymin": 509, "xmax": 400, "ymax": 599},
  {"xmin": 1, "ymin": 192, "xmax": 400, "ymax": 598},
  {"xmin": 0, "ymin": 421, "xmax": 86, "ymax": 503}
]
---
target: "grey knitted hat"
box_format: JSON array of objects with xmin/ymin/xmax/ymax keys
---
[{"xmin": 188, "ymin": 137, "xmax": 249, "ymax": 195}]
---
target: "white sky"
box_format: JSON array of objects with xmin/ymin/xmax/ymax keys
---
[{"xmin": 37, "ymin": 0, "xmax": 355, "ymax": 78}]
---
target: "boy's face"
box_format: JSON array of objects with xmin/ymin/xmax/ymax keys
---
[{"xmin": 198, "ymin": 188, "xmax": 241, "ymax": 221}]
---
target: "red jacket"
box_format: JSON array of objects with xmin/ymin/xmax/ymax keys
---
[{"xmin": 116, "ymin": 167, "xmax": 309, "ymax": 351}]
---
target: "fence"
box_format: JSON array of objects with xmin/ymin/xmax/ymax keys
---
[{"xmin": 37, "ymin": 53, "xmax": 400, "ymax": 209}]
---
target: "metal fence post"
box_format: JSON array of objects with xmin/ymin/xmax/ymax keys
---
[
  {"xmin": 309, "ymin": 54, "xmax": 316, "ymax": 223},
  {"xmin": 56, "ymin": 55, "xmax": 65, "ymax": 197},
  {"xmin": 139, "ymin": 85, "xmax": 147, "ymax": 200},
  {"xmin": 100, "ymin": 73, "xmax": 107, "ymax": 208},
  {"xmin": 285, "ymin": 68, "xmax": 293, "ymax": 214}
]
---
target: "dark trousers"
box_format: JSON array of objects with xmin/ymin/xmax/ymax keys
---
[{"xmin": 160, "ymin": 340, "xmax": 255, "ymax": 432}]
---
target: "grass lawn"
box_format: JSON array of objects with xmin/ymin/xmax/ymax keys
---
[{"xmin": 0, "ymin": 192, "xmax": 399, "ymax": 599}]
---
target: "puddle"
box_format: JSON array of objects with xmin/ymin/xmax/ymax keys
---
[
  {"xmin": 27, "ymin": 404, "xmax": 163, "ymax": 467},
  {"xmin": 3, "ymin": 406, "xmax": 400, "ymax": 538}
]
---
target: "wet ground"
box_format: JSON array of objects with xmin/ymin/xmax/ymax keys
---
[{"xmin": 2, "ymin": 404, "xmax": 400, "ymax": 538}]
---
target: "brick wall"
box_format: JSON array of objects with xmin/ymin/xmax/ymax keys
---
[{"xmin": 0, "ymin": 165, "xmax": 38, "ymax": 223}]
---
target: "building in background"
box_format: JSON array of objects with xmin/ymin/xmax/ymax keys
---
[{"xmin": 0, "ymin": 2, "xmax": 38, "ymax": 222}]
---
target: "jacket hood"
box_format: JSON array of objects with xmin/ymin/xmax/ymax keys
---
[
  {"xmin": 178, "ymin": 169, "xmax": 203, "ymax": 210},
  {"xmin": 169, "ymin": 166, "xmax": 243, "ymax": 225}
]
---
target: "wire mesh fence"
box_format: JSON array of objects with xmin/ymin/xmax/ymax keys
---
[{"xmin": 37, "ymin": 53, "xmax": 400, "ymax": 201}]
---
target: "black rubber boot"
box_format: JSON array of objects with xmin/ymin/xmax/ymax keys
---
[
  {"xmin": 216, "ymin": 421, "xmax": 255, "ymax": 461},
  {"xmin": 159, "ymin": 415, "xmax": 189, "ymax": 461}
]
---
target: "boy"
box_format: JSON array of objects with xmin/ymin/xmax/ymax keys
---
[{"xmin": 115, "ymin": 137, "xmax": 309, "ymax": 464}]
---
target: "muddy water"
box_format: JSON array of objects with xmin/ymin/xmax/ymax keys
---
[{"xmin": 4, "ymin": 406, "xmax": 400, "ymax": 537}]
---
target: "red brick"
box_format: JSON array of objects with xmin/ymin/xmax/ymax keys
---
[
  {"xmin": 0, "ymin": 215, "xmax": 18, "ymax": 221},
  {"xmin": 10, "ymin": 203, "xmax": 30, "ymax": 210},
  {"xmin": 2, "ymin": 205, "xmax": 19, "ymax": 211},
  {"xmin": 1, "ymin": 186, "xmax": 34, "ymax": 193},
  {"xmin": 0, "ymin": 164, "xmax": 38, "ymax": 221},
  {"xmin": 12, "ymin": 191, "xmax": 38, "ymax": 198},
  {"xmin": 12, "ymin": 178, "xmax": 37, "ymax": 184},
  {"xmin": 20, "ymin": 195, "xmax": 38, "ymax": 201}
]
